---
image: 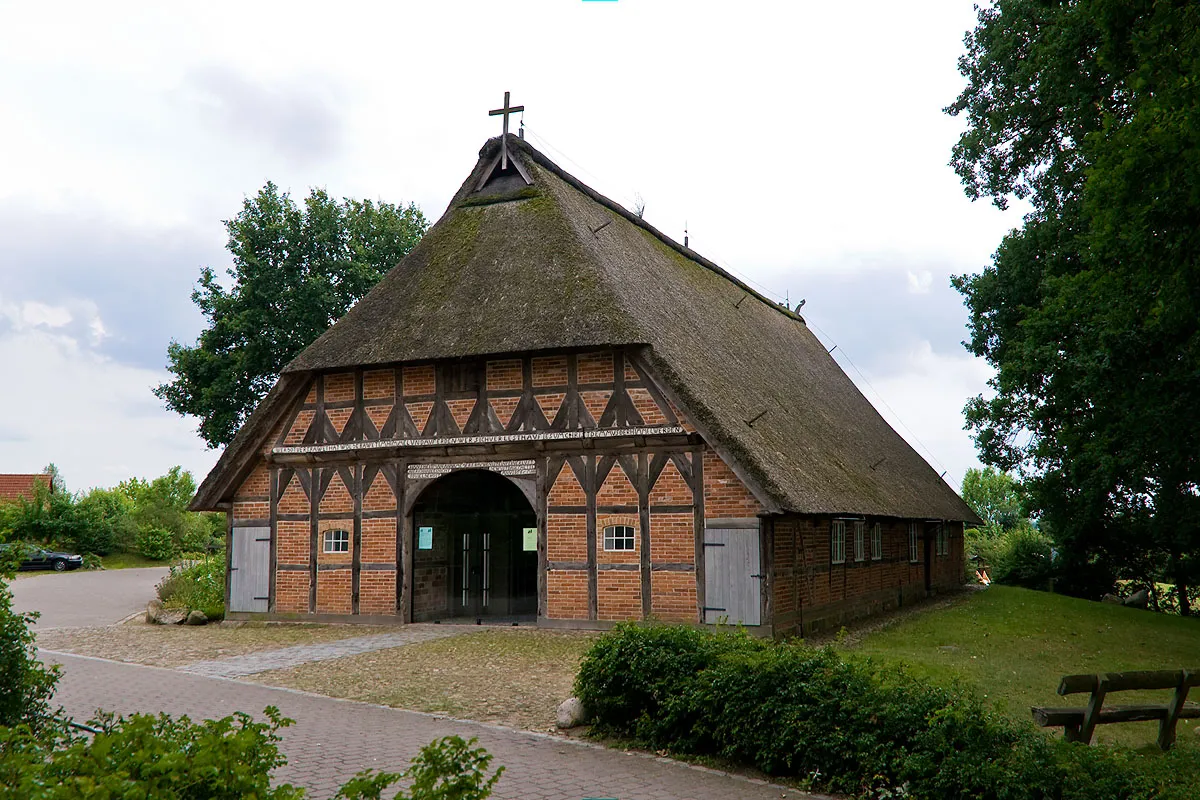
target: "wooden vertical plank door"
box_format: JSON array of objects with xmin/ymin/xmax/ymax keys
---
[
  {"xmin": 703, "ymin": 528, "xmax": 762, "ymax": 626},
  {"xmin": 230, "ymin": 526, "xmax": 270, "ymax": 612}
]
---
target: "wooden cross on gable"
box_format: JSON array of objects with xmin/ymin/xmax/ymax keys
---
[{"xmin": 489, "ymin": 91, "xmax": 524, "ymax": 170}]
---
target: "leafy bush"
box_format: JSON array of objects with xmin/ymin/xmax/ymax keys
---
[
  {"xmin": 158, "ymin": 556, "xmax": 224, "ymax": 618},
  {"xmin": 575, "ymin": 624, "xmax": 1199, "ymax": 800},
  {"xmin": 0, "ymin": 576, "xmax": 59, "ymax": 731},
  {"xmin": 969, "ymin": 524, "xmax": 1056, "ymax": 589},
  {"xmin": 0, "ymin": 486, "xmax": 115, "ymax": 556},
  {"xmin": 0, "ymin": 707, "xmax": 302, "ymax": 800},
  {"xmin": 0, "ymin": 707, "xmax": 502, "ymax": 800},
  {"xmin": 336, "ymin": 735, "xmax": 503, "ymax": 800},
  {"xmin": 136, "ymin": 527, "xmax": 176, "ymax": 561}
]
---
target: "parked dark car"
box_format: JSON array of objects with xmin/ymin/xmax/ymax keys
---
[{"xmin": 0, "ymin": 543, "xmax": 83, "ymax": 571}]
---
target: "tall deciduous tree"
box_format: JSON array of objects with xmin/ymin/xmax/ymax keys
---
[
  {"xmin": 949, "ymin": 1, "xmax": 1200, "ymax": 609},
  {"xmin": 155, "ymin": 183, "xmax": 427, "ymax": 447},
  {"xmin": 960, "ymin": 467, "xmax": 1026, "ymax": 534}
]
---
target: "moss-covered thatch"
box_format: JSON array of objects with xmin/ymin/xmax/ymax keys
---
[{"xmin": 195, "ymin": 135, "xmax": 976, "ymax": 522}]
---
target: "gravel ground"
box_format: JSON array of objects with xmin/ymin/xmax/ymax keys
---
[
  {"xmin": 36, "ymin": 620, "xmax": 400, "ymax": 668},
  {"xmin": 248, "ymin": 628, "xmax": 599, "ymax": 732}
]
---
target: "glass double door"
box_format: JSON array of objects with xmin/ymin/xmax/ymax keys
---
[{"xmin": 451, "ymin": 512, "xmax": 537, "ymax": 619}]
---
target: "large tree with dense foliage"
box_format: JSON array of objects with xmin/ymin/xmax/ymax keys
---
[
  {"xmin": 155, "ymin": 183, "xmax": 428, "ymax": 448},
  {"xmin": 949, "ymin": 0, "xmax": 1200, "ymax": 609}
]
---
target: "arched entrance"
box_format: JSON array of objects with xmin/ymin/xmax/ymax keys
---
[{"xmin": 411, "ymin": 470, "xmax": 538, "ymax": 622}]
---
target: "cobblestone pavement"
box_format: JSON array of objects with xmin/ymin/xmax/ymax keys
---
[
  {"xmin": 178, "ymin": 625, "xmax": 468, "ymax": 678},
  {"xmin": 44, "ymin": 651, "xmax": 814, "ymax": 800}
]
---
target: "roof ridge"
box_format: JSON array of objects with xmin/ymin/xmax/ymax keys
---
[{"xmin": 486, "ymin": 135, "xmax": 807, "ymax": 328}]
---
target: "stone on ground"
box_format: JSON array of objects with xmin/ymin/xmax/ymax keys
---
[
  {"xmin": 146, "ymin": 600, "xmax": 187, "ymax": 625},
  {"xmin": 186, "ymin": 609, "xmax": 209, "ymax": 626},
  {"xmin": 556, "ymin": 696, "xmax": 587, "ymax": 729}
]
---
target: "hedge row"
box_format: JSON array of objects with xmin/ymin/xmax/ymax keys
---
[{"xmin": 573, "ymin": 624, "xmax": 1199, "ymax": 800}]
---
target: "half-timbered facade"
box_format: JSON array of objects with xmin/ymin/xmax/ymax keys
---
[{"xmin": 193, "ymin": 134, "xmax": 978, "ymax": 636}]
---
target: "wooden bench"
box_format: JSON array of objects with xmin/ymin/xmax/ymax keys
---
[{"xmin": 1032, "ymin": 669, "xmax": 1200, "ymax": 749}]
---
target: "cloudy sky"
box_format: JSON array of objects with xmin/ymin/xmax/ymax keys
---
[{"xmin": 0, "ymin": 1, "xmax": 1019, "ymax": 493}]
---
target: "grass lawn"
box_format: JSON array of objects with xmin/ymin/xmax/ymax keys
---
[
  {"xmin": 850, "ymin": 585, "xmax": 1200, "ymax": 750},
  {"xmin": 98, "ymin": 553, "xmax": 169, "ymax": 569},
  {"xmin": 249, "ymin": 628, "xmax": 598, "ymax": 732}
]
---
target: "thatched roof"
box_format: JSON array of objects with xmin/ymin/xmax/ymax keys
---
[{"xmin": 195, "ymin": 135, "xmax": 976, "ymax": 523}]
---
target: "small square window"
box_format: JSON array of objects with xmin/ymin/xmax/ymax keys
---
[
  {"xmin": 831, "ymin": 520, "xmax": 846, "ymax": 565},
  {"xmin": 908, "ymin": 523, "xmax": 919, "ymax": 564},
  {"xmin": 323, "ymin": 529, "xmax": 349, "ymax": 554},
  {"xmin": 603, "ymin": 525, "xmax": 635, "ymax": 551},
  {"xmin": 853, "ymin": 520, "xmax": 865, "ymax": 562},
  {"xmin": 871, "ymin": 522, "xmax": 883, "ymax": 561}
]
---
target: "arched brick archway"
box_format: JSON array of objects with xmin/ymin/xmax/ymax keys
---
[{"xmin": 408, "ymin": 469, "xmax": 537, "ymax": 622}]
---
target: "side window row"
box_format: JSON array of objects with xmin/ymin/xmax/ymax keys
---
[{"xmin": 831, "ymin": 521, "xmax": 949, "ymax": 565}]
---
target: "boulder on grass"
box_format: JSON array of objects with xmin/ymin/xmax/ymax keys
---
[
  {"xmin": 185, "ymin": 609, "xmax": 209, "ymax": 626},
  {"xmin": 1101, "ymin": 594, "xmax": 1123, "ymax": 604},
  {"xmin": 556, "ymin": 697, "xmax": 587, "ymax": 729},
  {"xmin": 1123, "ymin": 589, "xmax": 1150, "ymax": 609},
  {"xmin": 146, "ymin": 600, "xmax": 187, "ymax": 625}
]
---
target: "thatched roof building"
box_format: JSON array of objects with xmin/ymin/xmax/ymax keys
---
[{"xmin": 195, "ymin": 134, "xmax": 975, "ymax": 636}]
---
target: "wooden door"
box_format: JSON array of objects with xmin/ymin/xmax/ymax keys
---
[
  {"xmin": 230, "ymin": 526, "xmax": 270, "ymax": 613},
  {"xmin": 703, "ymin": 527, "xmax": 762, "ymax": 625}
]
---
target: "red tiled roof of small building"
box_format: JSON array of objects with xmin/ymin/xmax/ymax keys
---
[{"xmin": 0, "ymin": 474, "xmax": 52, "ymax": 503}]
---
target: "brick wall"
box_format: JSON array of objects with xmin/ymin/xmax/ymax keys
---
[
  {"xmin": 359, "ymin": 570, "xmax": 396, "ymax": 615},
  {"xmin": 597, "ymin": 570, "xmax": 641, "ymax": 620},
  {"xmin": 276, "ymin": 571, "xmax": 310, "ymax": 614},
  {"xmin": 772, "ymin": 515, "xmax": 966, "ymax": 636},
  {"xmin": 703, "ymin": 449, "xmax": 763, "ymax": 518},
  {"xmin": 651, "ymin": 571, "xmax": 697, "ymax": 622},
  {"xmin": 546, "ymin": 570, "xmax": 588, "ymax": 619}
]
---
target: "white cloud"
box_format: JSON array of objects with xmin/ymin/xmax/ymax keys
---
[
  {"xmin": 0, "ymin": 324, "xmax": 216, "ymax": 493},
  {"xmin": 17, "ymin": 300, "xmax": 72, "ymax": 328},
  {"xmin": 906, "ymin": 269, "xmax": 934, "ymax": 294}
]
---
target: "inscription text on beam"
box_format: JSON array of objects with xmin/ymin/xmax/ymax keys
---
[{"xmin": 488, "ymin": 91, "xmax": 524, "ymax": 170}]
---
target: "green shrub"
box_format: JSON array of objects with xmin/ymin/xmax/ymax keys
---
[
  {"xmin": 336, "ymin": 735, "xmax": 503, "ymax": 800},
  {"xmin": 0, "ymin": 707, "xmax": 302, "ymax": 800},
  {"xmin": 135, "ymin": 527, "xmax": 175, "ymax": 561},
  {"xmin": 0, "ymin": 577, "xmax": 59, "ymax": 731},
  {"xmin": 0, "ymin": 710, "xmax": 502, "ymax": 800},
  {"xmin": 970, "ymin": 524, "xmax": 1056, "ymax": 589},
  {"xmin": 158, "ymin": 556, "xmax": 224, "ymax": 615},
  {"xmin": 574, "ymin": 624, "xmax": 1199, "ymax": 800}
]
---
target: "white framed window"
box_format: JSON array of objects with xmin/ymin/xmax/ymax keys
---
[
  {"xmin": 871, "ymin": 522, "xmax": 883, "ymax": 561},
  {"xmin": 936, "ymin": 523, "xmax": 948, "ymax": 557},
  {"xmin": 831, "ymin": 520, "xmax": 846, "ymax": 565},
  {"xmin": 908, "ymin": 523, "xmax": 919, "ymax": 564},
  {"xmin": 603, "ymin": 525, "xmax": 635, "ymax": 552},
  {"xmin": 853, "ymin": 520, "xmax": 865, "ymax": 562},
  {"xmin": 323, "ymin": 529, "xmax": 349, "ymax": 554}
]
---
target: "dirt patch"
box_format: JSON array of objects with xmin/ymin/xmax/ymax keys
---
[
  {"xmin": 35, "ymin": 620, "xmax": 399, "ymax": 668},
  {"xmin": 248, "ymin": 627, "xmax": 598, "ymax": 732}
]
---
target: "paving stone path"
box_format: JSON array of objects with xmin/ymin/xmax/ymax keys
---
[
  {"xmin": 178, "ymin": 625, "xmax": 467, "ymax": 678},
  {"xmin": 44, "ymin": 651, "xmax": 814, "ymax": 800}
]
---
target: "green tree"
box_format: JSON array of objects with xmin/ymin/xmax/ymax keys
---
[
  {"xmin": 960, "ymin": 467, "xmax": 1026, "ymax": 534},
  {"xmin": 119, "ymin": 467, "xmax": 218, "ymax": 554},
  {"xmin": 948, "ymin": 1, "xmax": 1200, "ymax": 608},
  {"xmin": 155, "ymin": 183, "xmax": 428, "ymax": 448}
]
